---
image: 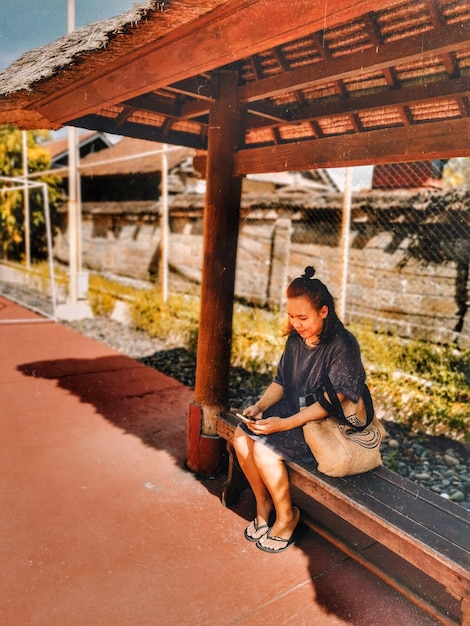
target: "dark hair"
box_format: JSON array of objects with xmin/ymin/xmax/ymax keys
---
[{"xmin": 286, "ymin": 266, "xmax": 343, "ymax": 343}]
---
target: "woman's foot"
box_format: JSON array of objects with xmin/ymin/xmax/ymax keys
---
[
  {"xmin": 244, "ymin": 518, "xmax": 269, "ymax": 542},
  {"xmin": 244, "ymin": 506, "xmax": 274, "ymax": 542},
  {"xmin": 256, "ymin": 506, "xmax": 302, "ymax": 552}
]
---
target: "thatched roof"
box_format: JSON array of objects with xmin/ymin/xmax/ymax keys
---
[
  {"xmin": 0, "ymin": 0, "xmax": 226, "ymax": 129},
  {"xmin": 0, "ymin": 2, "xmax": 151, "ymax": 96},
  {"xmin": 0, "ymin": 0, "xmax": 469, "ymax": 171}
]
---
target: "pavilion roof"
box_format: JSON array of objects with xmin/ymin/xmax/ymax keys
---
[{"xmin": 0, "ymin": 0, "xmax": 468, "ymax": 172}]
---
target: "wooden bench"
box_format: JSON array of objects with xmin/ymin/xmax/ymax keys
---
[{"xmin": 216, "ymin": 411, "xmax": 470, "ymax": 625}]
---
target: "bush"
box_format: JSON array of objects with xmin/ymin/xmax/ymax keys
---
[
  {"xmin": 350, "ymin": 324, "xmax": 469, "ymax": 441},
  {"xmin": 129, "ymin": 290, "xmax": 200, "ymax": 350},
  {"xmin": 89, "ymin": 291, "xmax": 116, "ymax": 317},
  {"xmin": 231, "ymin": 304, "xmax": 285, "ymax": 375}
]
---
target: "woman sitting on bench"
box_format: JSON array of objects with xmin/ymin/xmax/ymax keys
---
[{"xmin": 233, "ymin": 266, "xmax": 367, "ymax": 553}]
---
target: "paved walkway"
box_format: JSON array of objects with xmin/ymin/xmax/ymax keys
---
[{"xmin": 0, "ymin": 295, "xmax": 440, "ymax": 625}]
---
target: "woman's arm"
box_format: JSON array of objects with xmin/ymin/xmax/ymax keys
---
[
  {"xmin": 243, "ymin": 381, "xmax": 285, "ymax": 418},
  {"xmin": 247, "ymin": 391, "xmax": 345, "ymax": 435}
]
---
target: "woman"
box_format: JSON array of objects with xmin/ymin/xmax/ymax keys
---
[{"xmin": 233, "ymin": 266, "xmax": 366, "ymax": 553}]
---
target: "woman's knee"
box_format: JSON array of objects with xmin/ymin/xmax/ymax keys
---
[
  {"xmin": 253, "ymin": 441, "xmax": 283, "ymax": 466},
  {"xmin": 233, "ymin": 425, "xmax": 251, "ymax": 457}
]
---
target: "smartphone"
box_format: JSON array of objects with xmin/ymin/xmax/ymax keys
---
[{"xmin": 234, "ymin": 411, "xmax": 256, "ymax": 423}]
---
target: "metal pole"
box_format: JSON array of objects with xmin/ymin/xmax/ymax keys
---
[
  {"xmin": 160, "ymin": 144, "xmax": 169, "ymax": 303},
  {"xmin": 41, "ymin": 182, "xmax": 57, "ymax": 319},
  {"xmin": 339, "ymin": 167, "xmax": 352, "ymax": 321},
  {"xmin": 67, "ymin": 0, "xmax": 79, "ymax": 305},
  {"xmin": 22, "ymin": 131, "xmax": 31, "ymax": 269},
  {"xmin": 67, "ymin": 0, "xmax": 75, "ymax": 33},
  {"xmin": 68, "ymin": 127, "xmax": 78, "ymax": 306}
]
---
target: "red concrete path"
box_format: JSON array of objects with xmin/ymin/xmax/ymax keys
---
[{"xmin": 0, "ymin": 295, "xmax": 440, "ymax": 626}]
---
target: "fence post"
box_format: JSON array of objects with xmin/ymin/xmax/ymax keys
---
[
  {"xmin": 267, "ymin": 218, "xmax": 292, "ymax": 307},
  {"xmin": 339, "ymin": 168, "xmax": 352, "ymax": 321}
]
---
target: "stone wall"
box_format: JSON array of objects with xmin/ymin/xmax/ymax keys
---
[
  {"xmin": 288, "ymin": 235, "xmax": 467, "ymax": 346},
  {"xmin": 54, "ymin": 192, "xmax": 470, "ymax": 348}
]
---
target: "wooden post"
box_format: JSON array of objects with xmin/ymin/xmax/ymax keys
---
[{"xmin": 187, "ymin": 69, "xmax": 244, "ymax": 475}]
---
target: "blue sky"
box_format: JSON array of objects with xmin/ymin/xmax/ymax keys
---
[{"xmin": 0, "ymin": 0, "xmax": 136, "ymax": 71}]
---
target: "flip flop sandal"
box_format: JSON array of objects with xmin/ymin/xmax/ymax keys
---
[
  {"xmin": 244, "ymin": 510, "xmax": 275, "ymax": 542},
  {"xmin": 255, "ymin": 522, "xmax": 308, "ymax": 553},
  {"xmin": 244, "ymin": 518, "xmax": 270, "ymax": 542}
]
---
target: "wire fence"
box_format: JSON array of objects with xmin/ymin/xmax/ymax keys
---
[
  {"xmin": 0, "ymin": 176, "xmax": 57, "ymax": 321},
  {"xmin": 1, "ymin": 156, "xmax": 469, "ymax": 348},
  {"xmin": 213, "ymin": 159, "xmax": 470, "ymax": 349},
  {"xmin": 288, "ymin": 161, "xmax": 470, "ymax": 348}
]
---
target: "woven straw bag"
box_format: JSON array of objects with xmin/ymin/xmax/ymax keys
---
[{"xmin": 302, "ymin": 376, "xmax": 386, "ymax": 477}]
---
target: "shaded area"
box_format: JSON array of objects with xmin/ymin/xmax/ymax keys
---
[
  {"xmin": 138, "ymin": 347, "xmax": 272, "ymax": 408},
  {"xmin": 17, "ymin": 354, "xmax": 190, "ymax": 460}
]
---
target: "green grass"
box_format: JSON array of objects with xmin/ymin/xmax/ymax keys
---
[{"xmin": 350, "ymin": 324, "xmax": 469, "ymax": 441}]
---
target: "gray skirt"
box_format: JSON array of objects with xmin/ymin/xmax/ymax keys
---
[{"xmin": 239, "ymin": 400, "xmax": 316, "ymax": 464}]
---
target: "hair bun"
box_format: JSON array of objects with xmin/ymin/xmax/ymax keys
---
[{"xmin": 302, "ymin": 266, "xmax": 316, "ymax": 279}]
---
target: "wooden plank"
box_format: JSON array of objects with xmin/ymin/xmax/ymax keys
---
[
  {"xmin": 347, "ymin": 470, "xmax": 470, "ymax": 549},
  {"xmin": 329, "ymin": 477, "xmax": 469, "ymax": 562},
  {"xmin": 290, "ymin": 464, "xmax": 467, "ymax": 566},
  {"xmin": 288, "ymin": 463, "xmax": 469, "ymax": 596},
  {"xmin": 233, "ymin": 118, "xmax": 470, "ymax": 173},
  {"xmin": 33, "ymin": 0, "xmax": 402, "ymax": 125}
]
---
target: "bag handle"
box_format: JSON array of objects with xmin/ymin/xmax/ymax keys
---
[{"xmin": 318, "ymin": 375, "xmax": 374, "ymax": 431}]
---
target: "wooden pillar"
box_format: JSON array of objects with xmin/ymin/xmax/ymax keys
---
[{"xmin": 187, "ymin": 69, "xmax": 244, "ymax": 475}]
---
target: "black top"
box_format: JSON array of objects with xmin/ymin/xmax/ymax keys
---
[
  {"xmin": 275, "ymin": 329, "xmax": 366, "ymax": 412},
  {"xmin": 240, "ymin": 327, "xmax": 367, "ymax": 463}
]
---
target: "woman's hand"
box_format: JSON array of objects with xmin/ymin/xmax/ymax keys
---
[
  {"xmin": 243, "ymin": 404, "xmax": 263, "ymax": 419},
  {"xmin": 246, "ymin": 416, "xmax": 285, "ymax": 434}
]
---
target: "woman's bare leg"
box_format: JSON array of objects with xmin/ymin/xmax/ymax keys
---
[
  {"xmin": 233, "ymin": 426, "xmax": 273, "ymax": 529},
  {"xmin": 252, "ymin": 441, "xmax": 300, "ymax": 549}
]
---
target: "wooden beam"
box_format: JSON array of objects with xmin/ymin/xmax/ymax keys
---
[
  {"xmin": 233, "ymin": 118, "xmax": 470, "ymax": 174},
  {"xmin": 165, "ymin": 76, "xmax": 217, "ymax": 101},
  {"xmin": 194, "ymin": 68, "xmax": 245, "ymax": 430},
  {"xmin": 69, "ymin": 115, "xmax": 208, "ymax": 150},
  {"xmin": 239, "ymin": 19, "xmax": 469, "ymax": 103},
  {"xmin": 124, "ymin": 93, "xmax": 178, "ymax": 118},
  {"xmin": 31, "ymin": 0, "xmax": 401, "ymax": 125},
  {"xmin": 126, "ymin": 74, "xmax": 470, "ymax": 132},
  {"xmin": 251, "ymin": 75, "xmax": 470, "ymax": 129}
]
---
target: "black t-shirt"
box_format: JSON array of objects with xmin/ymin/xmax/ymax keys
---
[{"xmin": 274, "ymin": 328, "xmax": 366, "ymax": 415}]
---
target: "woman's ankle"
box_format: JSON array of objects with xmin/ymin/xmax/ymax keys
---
[{"xmin": 256, "ymin": 498, "xmax": 273, "ymax": 523}]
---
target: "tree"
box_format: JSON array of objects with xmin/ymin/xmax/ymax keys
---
[
  {"xmin": 443, "ymin": 157, "xmax": 470, "ymax": 190},
  {"xmin": 0, "ymin": 125, "xmax": 63, "ymax": 260}
]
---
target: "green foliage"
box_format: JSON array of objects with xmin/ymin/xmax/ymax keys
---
[
  {"xmin": 129, "ymin": 289, "xmax": 200, "ymax": 351},
  {"xmin": 231, "ymin": 304, "xmax": 285, "ymax": 374},
  {"xmin": 87, "ymin": 274, "xmax": 145, "ymax": 318},
  {"xmin": 0, "ymin": 125, "xmax": 63, "ymax": 260},
  {"xmin": 88, "ymin": 273, "xmax": 138, "ymax": 299},
  {"xmin": 350, "ymin": 324, "xmax": 469, "ymax": 441},
  {"xmin": 89, "ymin": 291, "xmax": 116, "ymax": 317},
  {"xmin": 443, "ymin": 157, "xmax": 470, "ymax": 190}
]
